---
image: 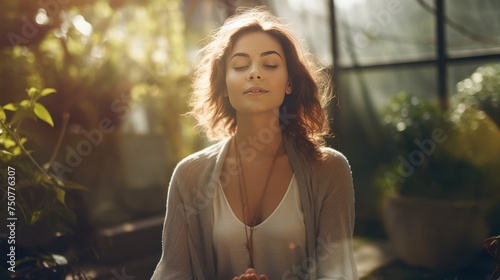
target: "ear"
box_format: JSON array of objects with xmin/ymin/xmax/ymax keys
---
[{"xmin": 285, "ymin": 80, "xmax": 293, "ymax": 94}]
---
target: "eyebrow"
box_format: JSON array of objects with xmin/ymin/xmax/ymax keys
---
[{"xmin": 230, "ymin": 50, "xmax": 282, "ymax": 60}]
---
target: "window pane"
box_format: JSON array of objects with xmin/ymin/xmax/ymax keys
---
[
  {"xmin": 337, "ymin": 65, "xmax": 437, "ymax": 221},
  {"xmin": 446, "ymin": 0, "xmax": 500, "ymax": 57},
  {"xmin": 448, "ymin": 59, "xmax": 500, "ymax": 95},
  {"xmin": 339, "ymin": 65, "xmax": 437, "ymax": 112},
  {"xmin": 335, "ymin": 0, "xmax": 435, "ymax": 66},
  {"xmin": 269, "ymin": 0, "xmax": 332, "ymax": 65}
]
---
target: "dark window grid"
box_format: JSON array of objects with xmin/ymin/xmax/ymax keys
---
[{"xmin": 328, "ymin": 0, "xmax": 500, "ymax": 149}]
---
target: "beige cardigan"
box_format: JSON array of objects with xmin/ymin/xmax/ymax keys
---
[{"xmin": 151, "ymin": 136, "xmax": 358, "ymax": 280}]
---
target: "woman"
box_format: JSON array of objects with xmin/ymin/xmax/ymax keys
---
[{"xmin": 151, "ymin": 6, "xmax": 357, "ymax": 280}]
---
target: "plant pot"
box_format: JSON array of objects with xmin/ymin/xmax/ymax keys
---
[{"xmin": 382, "ymin": 195, "xmax": 489, "ymax": 271}]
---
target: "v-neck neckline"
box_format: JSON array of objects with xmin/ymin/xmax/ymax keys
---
[{"xmin": 218, "ymin": 173, "xmax": 295, "ymax": 228}]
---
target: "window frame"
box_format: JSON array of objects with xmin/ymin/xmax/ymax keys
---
[{"xmin": 328, "ymin": 0, "xmax": 500, "ymax": 149}]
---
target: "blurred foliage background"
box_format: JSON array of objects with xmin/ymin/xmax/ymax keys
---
[
  {"xmin": 0, "ymin": 0, "xmax": 213, "ymax": 277},
  {"xmin": 1, "ymin": 0, "xmax": 207, "ymax": 227},
  {"xmin": 1, "ymin": 0, "xmax": 500, "ymax": 279}
]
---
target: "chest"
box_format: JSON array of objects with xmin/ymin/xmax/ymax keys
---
[
  {"xmin": 220, "ymin": 154, "xmax": 293, "ymax": 226},
  {"xmin": 213, "ymin": 175, "xmax": 306, "ymax": 279}
]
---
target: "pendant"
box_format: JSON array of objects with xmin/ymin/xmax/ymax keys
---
[{"xmin": 246, "ymin": 240, "xmax": 254, "ymax": 268}]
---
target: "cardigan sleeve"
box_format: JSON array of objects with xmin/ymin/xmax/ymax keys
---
[
  {"xmin": 316, "ymin": 150, "xmax": 358, "ymax": 280},
  {"xmin": 151, "ymin": 162, "xmax": 193, "ymax": 280}
]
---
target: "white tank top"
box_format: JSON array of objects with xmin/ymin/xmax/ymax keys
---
[{"xmin": 212, "ymin": 174, "xmax": 306, "ymax": 280}]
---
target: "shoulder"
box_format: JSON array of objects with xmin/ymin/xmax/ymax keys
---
[
  {"xmin": 312, "ymin": 146, "xmax": 354, "ymax": 195},
  {"xmin": 286, "ymin": 138, "xmax": 352, "ymax": 179},
  {"xmin": 173, "ymin": 139, "xmax": 228, "ymax": 178},
  {"xmin": 318, "ymin": 146, "xmax": 352, "ymax": 174}
]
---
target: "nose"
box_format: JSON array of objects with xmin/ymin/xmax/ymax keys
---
[{"xmin": 247, "ymin": 68, "xmax": 262, "ymax": 81}]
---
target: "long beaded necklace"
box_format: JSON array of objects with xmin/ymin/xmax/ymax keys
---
[{"xmin": 234, "ymin": 137, "xmax": 282, "ymax": 268}]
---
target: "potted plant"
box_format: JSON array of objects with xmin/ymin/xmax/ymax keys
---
[
  {"xmin": 452, "ymin": 64, "xmax": 500, "ymax": 236},
  {"xmin": 376, "ymin": 65, "xmax": 500, "ymax": 270},
  {"xmin": 0, "ymin": 88, "xmax": 89, "ymax": 279}
]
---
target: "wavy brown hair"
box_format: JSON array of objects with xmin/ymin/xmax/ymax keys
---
[{"xmin": 188, "ymin": 6, "xmax": 332, "ymax": 160}]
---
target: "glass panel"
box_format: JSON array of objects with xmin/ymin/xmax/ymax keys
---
[
  {"xmin": 448, "ymin": 59, "xmax": 500, "ymax": 95},
  {"xmin": 337, "ymin": 65, "xmax": 437, "ymax": 221},
  {"xmin": 446, "ymin": 0, "xmax": 500, "ymax": 57},
  {"xmin": 334, "ymin": 0, "xmax": 435, "ymax": 66},
  {"xmin": 269, "ymin": 0, "xmax": 332, "ymax": 65},
  {"xmin": 339, "ymin": 65, "xmax": 437, "ymax": 112}
]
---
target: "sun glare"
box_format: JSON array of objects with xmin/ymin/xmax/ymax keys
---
[{"xmin": 72, "ymin": 15, "xmax": 93, "ymax": 36}]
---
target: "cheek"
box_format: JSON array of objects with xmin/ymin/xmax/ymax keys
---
[
  {"xmin": 274, "ymin": 71, "xmax": 289, "ymax": 90},
  {"xmin": 225, "ymin": 76, "xmax": 233, "ymax": 96},
  {"xmin": 225, "ymin": 72, "xmax": 243, "ymax": 93}
]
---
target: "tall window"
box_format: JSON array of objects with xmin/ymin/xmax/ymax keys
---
[{"xmin": 331, "ymin": 0, "xmax": 500, "ymax": 223}]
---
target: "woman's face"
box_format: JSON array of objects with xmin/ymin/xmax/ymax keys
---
[{"xmin": 225, "ymin": 31, "xmax": 291, "ymax": 115}]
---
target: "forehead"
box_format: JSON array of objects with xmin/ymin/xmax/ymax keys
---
[{"xmin": 228, "ymin": 31, "xmax": 285, "ymax": 58}]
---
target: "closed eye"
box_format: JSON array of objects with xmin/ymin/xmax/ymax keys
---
[
  {"xmin": 264, "ymin": 65, "xmax": 278, "ymax": 69},
  {"xmin": 234, "ymin": 66, "xmax": 248, "ymax": 71}
]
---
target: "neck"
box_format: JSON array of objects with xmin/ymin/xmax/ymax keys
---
[{"xmin": 234, "ymin": 111, "xmax": 283, "ymax": 158}]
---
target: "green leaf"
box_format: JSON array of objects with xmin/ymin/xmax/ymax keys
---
[
  {"xmin": 20, "ymin": 100, "xmax": 31, "ymax": 108},
  {"xmin": 55, "ymin": 187, "xmax": 66, "ymax": 204},
  {"xmin": 12, "ymin": 146, "xmax": 22, "ymax": 156},
  {"xmin": 62, "ymin": 181, "xmax": 88, "ymax": 191},
  {"xmin": 50, "ymin": 175, "xmax": 65, "ymax": 188},
  {"xmin": 51, "ymin": 254, "xmax": 68, "ymax": 266},
  {"xmin": 27, "ymin": 87, "xmax": 38, "ymax": 98},
  {"xmin": 1, "ymin": 138, "xmax": 16, "ymax": 148},
  {"xmin": 0, "ymin": 149, "xmax": 14, "ymax": 156},
  {"xmin": 3, "ymin": 103, "xmax": 17, "ymax": 111},
  {"xmin": 11, "ymin": 109, "xmax": 36, "ymax": 125},
  {"xmin": 40, "ymin": 88, "xmax": 56, "ymax": 97},
  {"xmin": 0, "ymin": 107, "xmax": 5, "ymax": 120},
  {"xmin": 31, "ymin": 210, "xmax": 44, "ymax": 224},
  {"xmin": 33, "ymin": 102, "xmax": 54, "ymax": 127}
]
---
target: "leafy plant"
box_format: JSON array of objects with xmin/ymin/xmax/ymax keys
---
[
  {"xmin": 1, "ymin": 87, "xmax": 56, "ymax": 127},
  {"xmin": 0, "ymin": 87, "xmax": 88, "ymax": 279},
  {"xmin": 376, "ymin": 89, "xmax": 500, "ymax": 200},
  {"xmin": 453, "ymin": 64, "xmax": 500, "ymax": 127}
]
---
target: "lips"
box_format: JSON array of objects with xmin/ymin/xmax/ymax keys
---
[{"xmin": 244, "ymin": 87, "xmax": 268, "ymax": 95}]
